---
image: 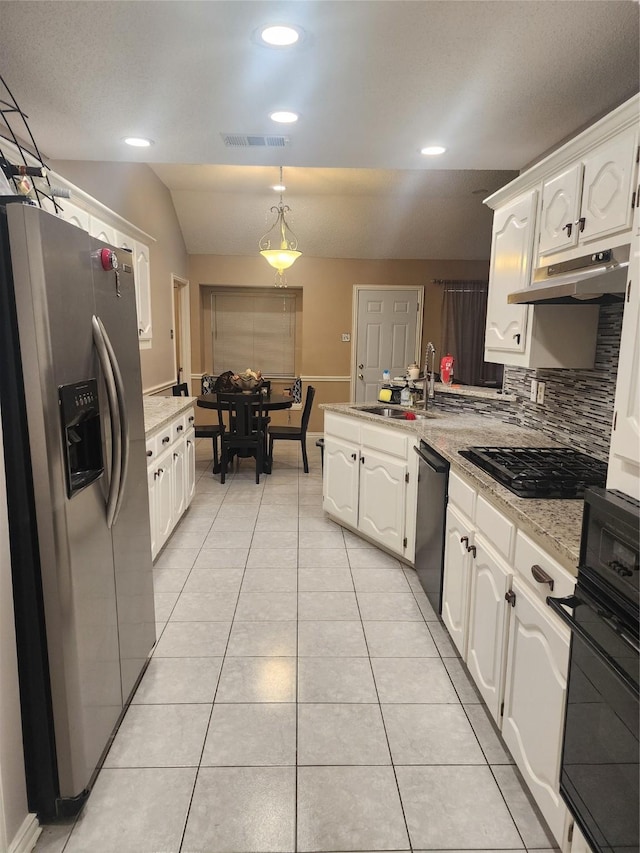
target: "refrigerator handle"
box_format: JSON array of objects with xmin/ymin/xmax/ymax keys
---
[
  {"xmin": 95, "ymin": 316, "xmax": 130, "ymax": 527},
  {"xmin": 92, "ymin": 315, "xmax": 122, "ymax": 529}
]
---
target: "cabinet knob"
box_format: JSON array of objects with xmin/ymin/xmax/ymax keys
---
[
  {"xmin": 177, "ymin": 424, "xmax": 183, "ymax": 432},
  {"xmin": 531, "ymin": 564, "xmax": 554, "ymax": 590},
  {"xmin": 561, "ymin": 222, "xmax": 573, "ymax": 237},
  {"xmin": 574, "ymin": 216, "xmax": 586, "ymax": 232},
  {"xmin": 162, "ymin": 436, "xmax": 170, "ymax": 444},
  {"xmin": 189, "ymin": 416, "xmax": 194, "ymax": 423},
  {"xmin": 505, "ymin": 590, "xmax": 516, "ymax": 607},
  {"xmin": 146, "ymin": 450, "xmax": 152, "ymax": 457},
  {"xmin": 358, "ymin": 373, "xmax": 364, "ymax": 380},
  {"xmin": 358, "ymin": 363, "xmax": 364, "ymax": 369},
  {"xmin": 460, "ymin": 536, "xmax": 469, "ymax": 547}
]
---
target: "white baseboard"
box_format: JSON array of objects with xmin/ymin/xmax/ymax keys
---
[{"xmin": 9, "ymin": 814, "xmax": 41, "ymax": 853}]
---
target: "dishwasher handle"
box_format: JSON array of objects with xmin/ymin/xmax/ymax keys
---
[{"xmin": 414, "ymin": 443, "xmax": 449, "ymax": 474}]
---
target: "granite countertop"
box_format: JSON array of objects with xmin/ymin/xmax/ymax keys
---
[
  {"xmin": 321, "ymin": 402, "xmax": 584, "ymax": 575},
  {"xmin": 143, "ymin": 395, "xmax": 198, "ymax": 436}
]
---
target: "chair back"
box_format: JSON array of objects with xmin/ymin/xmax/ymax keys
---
[
  {"xmin": 172, "ymin": 382, "xmax": 189, "ymax": 396},
  {"xmin": 216, "ymin": 392, "xmax": 267, "ymax": 440},
  {"xmin": 300, "ymin": 385, "xmax": 316, "ymax": 434}
]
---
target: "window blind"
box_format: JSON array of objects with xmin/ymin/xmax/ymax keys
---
[{"xmin": 211, "ymin": 291, "xmax": 296, "ymax": 377}]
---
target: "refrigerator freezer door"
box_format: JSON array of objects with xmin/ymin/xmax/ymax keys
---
[
  {"xmin": 92, "ymin": 241, "xmax": 156, "ymax": 702},
  {"xmin": 6, "ymin": 204, "xmax": 123, "ymax": 802}
]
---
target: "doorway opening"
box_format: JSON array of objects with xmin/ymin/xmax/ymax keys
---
[{"xmin": 172, "ymin": 275, "xmax": 191, "ymax": 389}]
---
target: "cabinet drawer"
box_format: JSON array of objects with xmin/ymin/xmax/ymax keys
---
[
  {"xmin": 448, "ymin": 470, "xmax": 477, "ymax": 520},
  {"xmin": 173, "ymin": 414, "xmax": 188, "ymax": 442},
  {"xmin": 361, "ymin": 424, "xmax": 408, "ymax": 458},
  {"xmin": 156, "ymin": 424, "xmax": 173, "ymax": 452},
  {"xmin": 145, "ymin": 434, "xmax": 157, "ymax": 466},
  {"xmin": 476, "ymin": 495, "xmax": 515, "ymax": 562},
  {"xmin": 325, "ymin": 413, "xmax": 361, "ymax": 444},
  {"xmin": 514, "ymin": 531, "xmax": 576, "ymax": 604}
]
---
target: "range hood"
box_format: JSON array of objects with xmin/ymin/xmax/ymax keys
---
[{"xmin": 508, "ymin": 246, "xmax": 630, "ymax": 305}]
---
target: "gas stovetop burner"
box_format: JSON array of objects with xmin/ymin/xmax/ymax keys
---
[{"xmin": 458, "ymin": 446, "xmax": 607, "ymax": 499}]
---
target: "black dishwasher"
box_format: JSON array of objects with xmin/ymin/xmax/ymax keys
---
[{"xmin": 413, "ymin": 440, "xmax": 449, "ymax": 613}]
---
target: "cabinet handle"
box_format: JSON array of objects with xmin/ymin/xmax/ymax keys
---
[
  {"xmin": 512, "ymin": 333, "xmax": 521, "ymax": 345},
  {"xmin": 505, "ymin": 590, "xmax": 516, "ymax": 607},
  {"xmin": 154, "ymin": 471, "xmax": 159, "ymax": 480},
  {"xmin": 146, "ymin": 450, "xmax": 152, "ymax": 457},
  {"xmin": 460, "ymin": 536, "xmax": 469, "ymax": 547},
  {"xmin": 467, "ymin": 544, "xmax": 476, "ymax": 557},
  {"xmin": 177, "ymin": 424, "xmax": 184, "ymax": 432},
  {"xmin": 574, "ymin": 216, "xmax": 586, "ymax": 232},
  {"xmin": 562, "ymin": 222, "xmax": 573, "ymax": 237},
  {"xmin": 173, "ymin": 452, "xmax": 179, "ymax": 459},
  {"xmin": 162, "ymin": 436, "xmax": 170, "ymax": 444},
  {"xmin": 351, "ymin": 452, "xmax": 357, "ymax": 461},
  {"xmin": 138, "ymin": 328, "xmax": 144, "ymax": 335},
  {"xmin": 187, "ymin": 440, "xmax": 192, "ymax": 447},
  {"xmin": 361, "ymin": 456, "xmax": 365, "ymax": 464},
  {"xmin": 531, "ymin": 564, "xmax": 554, "ymax": 590},
  {"xmin": 188, "ymin": 416, "xmax": 195, "ymax": 423}
]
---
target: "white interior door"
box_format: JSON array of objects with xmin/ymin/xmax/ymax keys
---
[{"xmin": 353, "ymin": 287, "xmax": 422, "ymax": 403}]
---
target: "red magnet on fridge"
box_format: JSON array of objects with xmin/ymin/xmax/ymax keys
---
[{"xmin": 100, "ymin": 248, "xmax": 118, "ymax": 271}]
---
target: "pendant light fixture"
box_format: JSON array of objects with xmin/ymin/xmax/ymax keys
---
[{"xmin": 259, "ymin": 167, "xmax": 301, "ymax": 287}]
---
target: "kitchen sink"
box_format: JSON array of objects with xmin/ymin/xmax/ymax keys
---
[{"xmin": 359, "ymin": 406, "xmax": 436, "ymax": 420}]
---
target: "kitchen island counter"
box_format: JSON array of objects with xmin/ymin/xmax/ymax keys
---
[{"xmin": 321, "ymin": 403, "xmax": 585, "ymax": 574}]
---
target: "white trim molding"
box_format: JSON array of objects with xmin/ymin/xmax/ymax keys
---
[
  {"xmin": 300, "ymin": 376, "xmax": 351, "ymax": 383},
  {"xmin": 143, "ymin": 380, "xmax": 177, "ymax": 396},
  {"xmin": 8, "ymin": 814, "xmax": 40, "ymax": 853}
]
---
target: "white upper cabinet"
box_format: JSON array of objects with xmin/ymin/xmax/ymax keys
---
[
  {"xmin": 538, "ymin": 126, "xmax": 638, "ymax": 259},
  {"xmin": 485, "ymin": 190, "xmax": 536, "ymax": 355},
  {"xmin": 134, "ymin": 241, "xmax": 152, "ymax": 343},
  {"xmin": 58, "ymin": 200, "xmax": 90, "ymax": 232},
  {"xmin": 89, "ymin": 215, "xmax": 117, "ymax": 247},
  {"xmin": 538, "ymin": 163, "xmax": 583, "ymax": 256},
  {"xmin": 580, "ymin": 126, "xmax": 638, "ymax": 245}
]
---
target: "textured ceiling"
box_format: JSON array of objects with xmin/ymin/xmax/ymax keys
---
[{"xmin": 0, "ymin": 1, "xmax": 638, "ymax": 259}]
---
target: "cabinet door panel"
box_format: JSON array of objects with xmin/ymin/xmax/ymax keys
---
[
  {"xmin": 171, "ymin": 441, "xmax": 186, "ymax": 521},
  {"xmin": 502, "ymin": 578, "xmax": 570, "ymax": 845},
  {"xmin": 134, "ymin": 241, "xmax": 152, "ymax": 341},
  {"xmin": 185, "ymin": 429, "xmax": 196, "ymax": 507},
  {"xmin": 89, "ymin": 215, "xmax": 117, "ymax": 246},
  {"xmin": 323, "ymin": 438, "xmax": 359, "ymax": 528},
  {"xmin": 466, "ymin": 536, "xmax": 511, "ymax": 721},
  {"xmin": 155, "ymin": 453, "xmax": 173, "ymax": 552},
  {"xmin": 538, "ymin": 163, "xmax": 582, "ymax": 256},
  {"xmin": 147, "ymin": 465, "xmax": 158, "ymax": 560},
  {"xmin": 441, "ymin": 505, "xmax": 474, "ymax": 658},
  {"xmin": 485, "ymin": 191, "xmax": 536, "ymax": 354},
  {"xmin": 358, "ymin": 449, "xmax": 407, "ymax": 554},
  {"xmin": 581, "ymin": 126, "xmax": 638, "ymax": 243},
  {"xmin": 59, "ymin": 200, "xmax": 90, "ymax": 232}
]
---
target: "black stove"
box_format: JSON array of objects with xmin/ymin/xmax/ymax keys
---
[{"xmin": 458, "ymin": 446, "xmax": 607, "ymax": 498}]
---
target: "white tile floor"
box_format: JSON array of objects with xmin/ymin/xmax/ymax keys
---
[{"xmin": 36, "ymin": 438, "xmax": 559, "ymax": 853}]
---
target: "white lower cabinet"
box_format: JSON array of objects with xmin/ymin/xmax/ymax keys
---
[
  {"xmin": 502, "ymin": 576, "xmax": 571, "ymax": 845},
  {"xmin": 322, "ymin": 413, "xmax": 417, "ymax": 560},
  {"xmin": 441, "ymin": 504, "xmax": 474, "ymax": 658},
  {"xmin": 442, "ymin": 468, "xmax": 575, "ymax": 849},
  {"xmin": 465, "ymin": 535, "xmax": 512, "ymax": 723},
  {"xmin": 146, "ymin": 409, "xmax": 196, "ymax": 560}
]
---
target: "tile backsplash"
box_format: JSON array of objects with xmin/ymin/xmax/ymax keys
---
[{"xmin": 502, "ymin": 304, "xmax": 623, "ymax": 462}]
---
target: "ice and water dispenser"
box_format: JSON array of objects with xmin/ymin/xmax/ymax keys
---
[{"xmin": 58, "ymin": 379, "xmax": 104, "ymax": 498}]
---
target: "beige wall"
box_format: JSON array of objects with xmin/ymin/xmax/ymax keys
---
[
  {"xmin": 50, "ymin": 161, "xmax": 189, "ymax": 393},
  {"xmin": 188, "ymin": 254, "xmax": 489, "ymax": 432}
]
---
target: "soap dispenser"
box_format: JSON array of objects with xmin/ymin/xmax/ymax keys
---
[{"xmin": 400, "ymin": 381, "xmax": 411, "ymax": 406}]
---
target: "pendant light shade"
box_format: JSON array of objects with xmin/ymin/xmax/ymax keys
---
[{"xmin": 259, "ymin": 167, "xmax": 301, "ymax": 287}]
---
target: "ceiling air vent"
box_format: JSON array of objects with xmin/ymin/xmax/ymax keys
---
[{"xmin": 221, "ymin": 133, "xmax": 290, "ymax": 148}]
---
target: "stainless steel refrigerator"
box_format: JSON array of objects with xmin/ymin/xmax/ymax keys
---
[{"xmin": 0, "ymin": 201, "xmax": 155, "ymax": 819}]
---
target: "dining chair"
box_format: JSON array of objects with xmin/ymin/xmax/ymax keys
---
[
  {"xmin": 173, "ymin": 381, "xmax": 222, "ymax": 473},
  {"xmin": 215, "ymin": 392, "xmax": 269, "ymax": 484},
  {"xmin": 268, "ymin": 385, "xmax": 316, "ymax": 473}
]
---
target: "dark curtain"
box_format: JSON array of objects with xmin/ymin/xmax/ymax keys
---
[{"xmin": 440, "ymin": 280, "xmax": 503, "ymax": 387}]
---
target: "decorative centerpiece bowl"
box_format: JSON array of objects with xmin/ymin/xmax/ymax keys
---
[{"xmin": 231, "ymin": 369, "xmax": 264, "ymax": 392}]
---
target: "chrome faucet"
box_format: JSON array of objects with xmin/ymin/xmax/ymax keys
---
[{"xmin": 423, "ymin": 342, "xmax": 436, "ymax": 410}]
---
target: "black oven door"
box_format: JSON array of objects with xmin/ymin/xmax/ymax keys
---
[{"xmin": 547, "ymin": 589, "xmax": 639, "ymax": 853}]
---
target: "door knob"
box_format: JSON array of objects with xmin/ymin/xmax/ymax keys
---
[{"xmin": 358, "ymin": 373, "xmax": 364, "ymax": 380}]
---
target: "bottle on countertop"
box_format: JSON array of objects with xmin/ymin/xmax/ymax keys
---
[
  {"xmin": 382, "ymin": 369, "xmax": 390, "ymax": 384},
  {"xmin": 400, "ymin": 381, "xmax": 411, "ymax": 406}
]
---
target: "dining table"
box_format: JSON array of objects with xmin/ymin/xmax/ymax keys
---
[{"xmin": 197, "ymin": 391, "xmax": 294, "ymax": 474}]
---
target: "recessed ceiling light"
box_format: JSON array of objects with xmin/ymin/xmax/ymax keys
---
[
  {"xmin": 260, "ymin": 25, "xmax": 301, "ymax": 46},
  {"xmin": 421, "ymin": 145, "xmax": 446, "ymax": 156},
  {"xmin": 124, "ymin": 137, "xmax": 153, "ymax": 148},
  {"xmin": 272, "ymin": 183, "xmax": 286, "ymax": 192},
  {"xmin": 270, "ymin": 111, "xmax": 299, "ymax": 124}
]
